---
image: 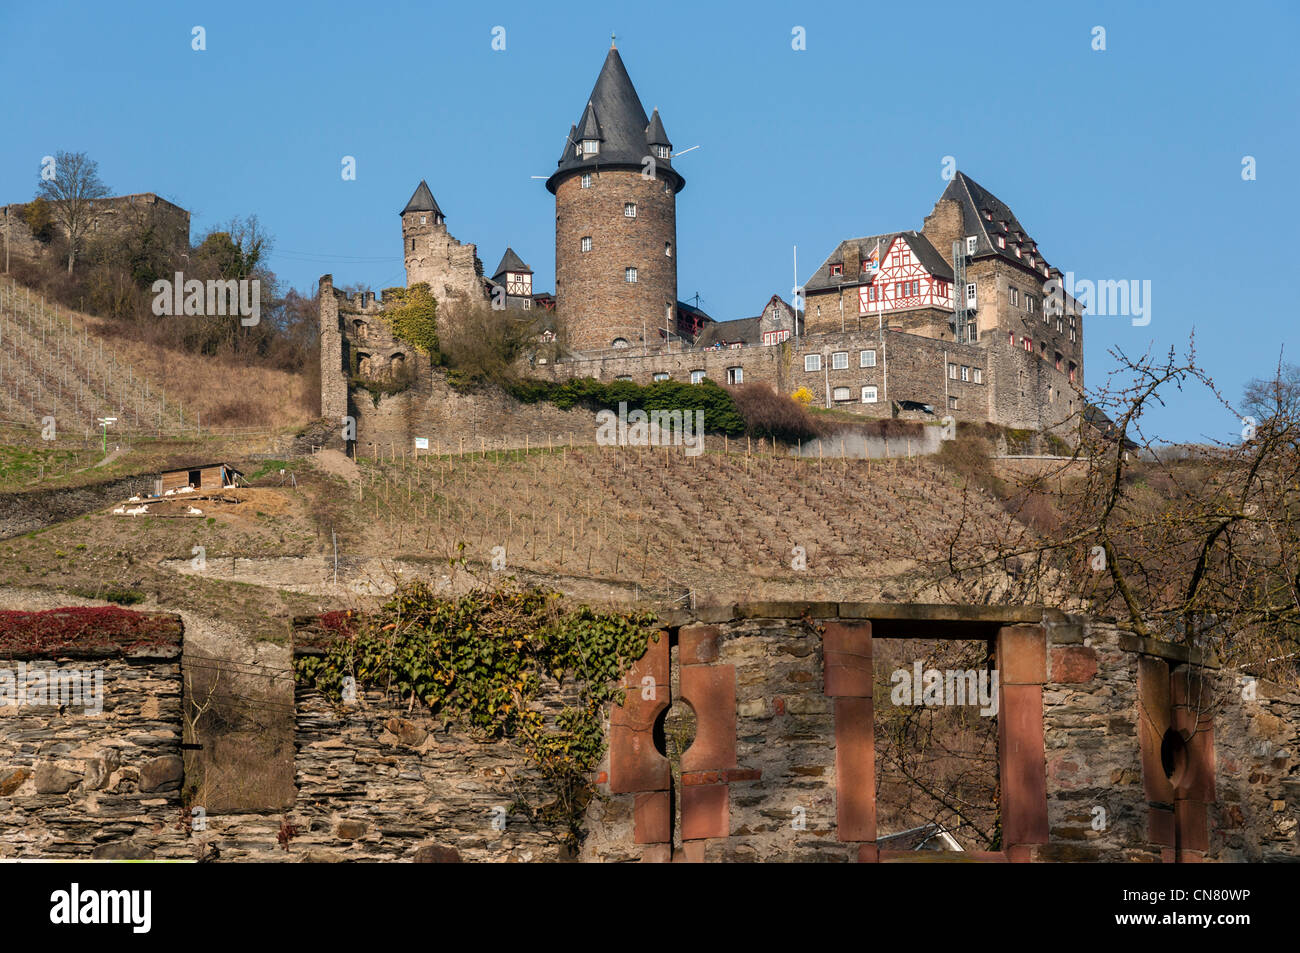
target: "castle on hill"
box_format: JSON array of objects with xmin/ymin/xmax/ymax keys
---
[{"xmin": 320, "ymin": 43, "xmax": 1085, "ymax": 453}]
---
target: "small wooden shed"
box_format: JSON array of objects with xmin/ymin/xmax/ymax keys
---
[{"xmin": 157, "ymin": 463, "xmax": 244, "ymax": 495}]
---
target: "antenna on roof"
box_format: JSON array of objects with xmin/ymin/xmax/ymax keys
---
[
  {"xmin": 671, "ymin": 146, "xmax": 700, "ymax": 159},
  {"xmin": 611, "ymin": 32, "xmax": 616, "ymax": 49}
]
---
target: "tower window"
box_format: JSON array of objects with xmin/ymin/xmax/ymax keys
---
[
  {"xmin": 410, "ymin": 238, "xmax": 415, "ymax": 250},
  {"xmin": 829, "ymin": 263, "xmax": 843, "ymax": 277},
  {"xmin": 665, "ymin": 242, "xmax": 672, "ymax": 257},
  {"xmin": 624, "ymin": 203, "xmax": 637, "ymax": 218},
  {"xmin": 625, "ymin": 267, "xmax": 638, "ymax": 283},
  {"xmin": 582, "ymin": 139, "xmax": 599, "ymax": 155},
  {"xmin": 581, "ymin": 236, "xmax": 592, "ymax": 252},
  {"xmin": 420, "ymin": 215, "xmax": 427, "ymax": 224},
  {"xmin": 654, "ymin": 145, "xmax": 670, "ymax": 159},
  {"xmin": 612, "ymin": 338, "xmax": 630, "ymax": 348},
  {"xmin": 581, "ymin": 173, "xmax": 591, "ymax": 189}
]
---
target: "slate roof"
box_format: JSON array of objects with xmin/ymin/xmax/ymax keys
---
[
  {"xmin": 546, "ymin": 47, "xmax": 684, "ymax": 193},
  {"xmin": 938, "ymin": 172, "xmax": 1053, "ymax": 279},
  {"xmin": 804, "ymin": 231, "xmax": 953, "ymax": 294},
  {"xmin": 694, "ymin": 316, "xmax": 761, "ymax": 348},
  {"xmin": 491, "ymin": 247, "xmax": 531, "ymax": 281},
  {"xmin": 400, "ymin": 180, "xmax": 442, "ymax": 217}
]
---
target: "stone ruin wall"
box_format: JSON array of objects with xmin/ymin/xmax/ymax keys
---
[{"xmin": 0, "ymin": 603, "xmax": 1294, "ymax": 862}]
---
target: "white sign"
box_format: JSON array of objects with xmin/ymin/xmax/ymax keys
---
[{"xmin": 414, "ymin": 437, "xmax": 429, "ymax": 450}]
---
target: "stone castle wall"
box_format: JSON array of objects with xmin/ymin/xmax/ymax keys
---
[
  {"xmin": 401, "ymin": 213, "xmax": 484, "ymax": 304},
  {"xmin": 0, "ymin": 193, "xmax": 189, "ymax": 264}
]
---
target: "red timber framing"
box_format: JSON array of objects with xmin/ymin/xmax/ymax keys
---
[{"xmin": 859, "ymin": 236, "xmax": 954, "ymax": 317}]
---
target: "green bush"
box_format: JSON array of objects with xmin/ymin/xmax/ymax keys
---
[{"xmin": 507, "ymin": 377, "xmax": 746, "ymax": 436}]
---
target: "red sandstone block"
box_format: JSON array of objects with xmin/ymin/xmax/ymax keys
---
[
  {"xmin": 594, "ymin": 771, "xmax": 608, "ymax": 785},
  {"xmin": 679, "ymin": 624, "xmax": 721, "ymax": 665},
  {"xmin": 1137, "ymin": 657, "xmax": 1174, "ymax": 804},
  {"xmin": 1148, "ymin": 805, "xmax": 1175, "ymax": 847},
  {"xmin": 680, "ymin": 664, "xmax": 737, "ymax": 771},
  {"xmin": 834, "ymin": 696, "xmax": 876, "ymax": 842},
  {"xmin": 998, "ymin": 684, "xmax": 1048, "ymax": 845},
  {"xmin": 675, "ymin": 840, "xmax": 707, "ymax": 863},
  {"xmin": 998, "ymin": 625, "xmax": 1046, "ymax": 685},
  {"xmin": 857, "ymin": 843, "xmax": 879, "ymax": 863},
  {"xmin": 1175, "ymin": 799, "xmax": 1209, "ymax": 852},
  {"xmin": 966, "ymin": 851, "xmax": 1009, "ymax": 862},
  {"xmin": 1006, "ymin": 846, "xmax": 1031, "ymax": 863},
  {"xmin": 1176, "ymin": 849, "xmax": 1205, "ymax": 863},
  {"xmin": 634, "ymin": 791, "xmax": 671, "ymax": 844},
  {"xmin": 1180, "ymin": 719, "xmax": 1216, "ymax": 803},
  {"xmin": 641, "ymin": 843, "xmax": 671, "ymax": 864},
  {"xmin": 682, "ymin": 771, "xmax": 721, "ymax": 786},
  {"xmin": 1049, "ymin": 646, "xmax": 1097, "ymax": 683},
  {"xmin": 774, "ymin": 697, "xmax": 786, "ymax": 716},
  {"xmin": 823, "ymin": 622, "xmax": 873, "ymax": 697},
  {"xmin": 1161, "ymin": 847, "xmax": 1176, "ymax": 864},
  {"xmin": 681, "ymin": 784, "xmax": 729, "ymax": 840},
  {"xmin": 611, "ymin": 632, "xmax": 669, "ymax": 733},
  {"xmin": 608, "ymin": 724, "xmax": 669, "ymax": 794},
  {"xmin": 724, "ymin": 768, "xmax": 761, "ymax": 783}
]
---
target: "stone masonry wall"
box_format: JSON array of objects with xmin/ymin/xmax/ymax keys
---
[
  {"xmin": 1, "ymin": 604, "xmax": 1294, "ymax": 862},
  {"xmin": 555, "ymin": 169, "xmax": 677, "ymax": 352},
  {"xmin": 0, "ymin": 611, "xmax": 184, "ymax": 860}
]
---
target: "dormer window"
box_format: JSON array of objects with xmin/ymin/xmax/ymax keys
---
[
  {"xmin": 582, "ymin": 139, "xmax": 600, "ymax": 155},
  {"xmin": 654, "ymin": 145, "xmax": 670, "ymax": 159},
  {"xmin": 829, "ymin": 263, "xmax": 843, "ymax": 277},
  {"xmin": 965, "ymin": 236, "xmax": 978, "ymax": 255},
  {"xmin": 997, "ymin": 236, "xmax": 1006, "ymax": 249},
  {"xmin": 983, "ymin": 209, "xmax": 993, "ymax": 221}
]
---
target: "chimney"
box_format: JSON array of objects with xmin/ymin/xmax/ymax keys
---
[{"xmin": 843, "ymin": 243, "xmax": 861, "ymax": 280}]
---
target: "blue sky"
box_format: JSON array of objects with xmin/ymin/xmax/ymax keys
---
[{"xmin": 2, "ymin": 0, "xmax": 1296, "ymax": 442}]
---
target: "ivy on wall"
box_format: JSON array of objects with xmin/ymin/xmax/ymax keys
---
[
  {"xmin": 379, "ymin": 282, "xmax": 440, "ymax": 357},
  {"xmin": 295, "ymin": 582, "xmax": 659, "ymax": 848}
]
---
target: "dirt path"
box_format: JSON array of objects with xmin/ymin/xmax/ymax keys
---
[{"xmin": 309, "ymin": 449, "xmax": 360, "ymax": 483}]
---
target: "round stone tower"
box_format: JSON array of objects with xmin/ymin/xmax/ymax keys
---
[{"xmin": 546, "ymin": 44, "xmax": 685, "ymax": 352}]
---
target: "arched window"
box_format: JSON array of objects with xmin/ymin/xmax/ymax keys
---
[
  {"xmin": 611, "ymin": 338, "xmax": 630, "ymax": 349},
  {"xmin": 352, "ymin": 319, "xmax": 367, "ymax": 340}
]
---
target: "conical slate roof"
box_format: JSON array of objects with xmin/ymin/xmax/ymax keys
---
[
  {"xmin": 400, "ymin": 180, "xmax": 443, "ymax": 216},
  {"xmin": 492, "ymin": 247, "xmax": 531, "ymax": 280},
  {"xmin": 546, "ymin": 47, "xmax": 684, "ymax": 193}
]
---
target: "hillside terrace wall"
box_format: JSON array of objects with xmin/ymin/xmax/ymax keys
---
[{"xmin": 0, "ymin": 603, "xmax": 1293, "ymax": 862}]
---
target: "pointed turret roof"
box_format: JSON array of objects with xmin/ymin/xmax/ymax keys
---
[
  {"xmin": 645, "ymin": 108, "xmax": 670, "ymax": 148},
  {"xmin": 577, "ymin": 102, "xmax": 605, "ymax": 142},
  {"xmin": 546, "ymin": 47, "xmax": 684, "ymax": 193},
  {"xmin": 400, "ymin": 180, "xmax": 443, "ymax": 217},
  {"xmin": 492, "ymin": 247, "xmax": 531, "ymax": 280}
]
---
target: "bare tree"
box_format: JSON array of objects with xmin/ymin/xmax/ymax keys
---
[
  {"xmin": 923, "ymin": 337, "xmax": 1300, "ymax": 679},
  {"xmin": 36, "ymin": 150, "xmax": 112, "ymax": 274}
]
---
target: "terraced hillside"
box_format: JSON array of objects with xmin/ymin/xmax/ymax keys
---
[
  {"xmin": 0, "ymin": 442, "xmax": 1043, "ymax": 632},
  {"xmin": 0, "ymin": 275, "xmax": 311, "ymax": 436}
]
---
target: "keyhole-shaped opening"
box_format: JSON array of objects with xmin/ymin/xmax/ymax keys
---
[
  {"xmin": 654, "ymin": 643, "xmax": 697, "ymax": 850},
  {"xmin": 1161, "ymin": 728, "xmax": 1188, "ymax": 788}
]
